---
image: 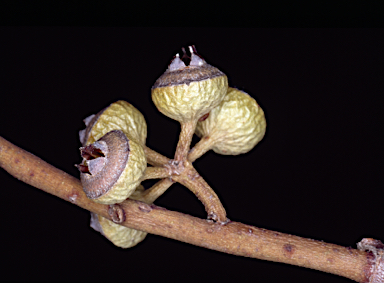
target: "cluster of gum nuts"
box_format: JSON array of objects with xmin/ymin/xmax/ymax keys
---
[{"xmin": 77, "ymin": 46, "xmax": 267, "ymax": 248}]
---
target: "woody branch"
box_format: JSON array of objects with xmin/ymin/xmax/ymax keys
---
[{"xmin": 1, "ymin": 135, "xmax": 381, "ymax": 282}]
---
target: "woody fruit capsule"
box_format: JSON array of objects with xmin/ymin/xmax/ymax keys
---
[
  {"xmin": 189, "ymin": 87, "xmax": 267, "ymax": 162},
  {"xmin": 151, "ymin": 46, "xmax": 229, "ymax": 222},
  {"xmin": 77, "ymin": 102, "xmax": 170, "ymax": 248},
  {"xmin": 151, "ymin": 46, "xmax": 228, "ymax": 161}
]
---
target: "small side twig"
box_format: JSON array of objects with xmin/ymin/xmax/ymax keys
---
[
  {"xmin": 171, "ymin": 161, "xmax": 227, "ymax": 223},
  {"xmin": 174, "ymin": 119, "xmax": 197, "ymax": 161},
  {"xmin": 142, "ymin": 145, "xmax": 170, "ymax": 167},
  {"xmin": 188, "ymin": 135, "xmax": 215, "ymax": 162},
  {"xmin": 142, "ymin": 141, "xmax": 227, "ymax": 222},
  {"xmin": 137, "ymin": 178, "xmax": 174, "ymax": 204},
  {"xmin": 140, "ymin": 166, "xmax": 172, "ymax": 181}
]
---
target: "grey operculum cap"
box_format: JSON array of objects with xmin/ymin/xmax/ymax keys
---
[{"xmin": 77, "ymin": 130, "xmax": 130, "ymax": 200}]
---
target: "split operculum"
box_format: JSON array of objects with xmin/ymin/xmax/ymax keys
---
[
  {"xmin": 77, "ymin": 142, "xmax": 108, "ymax": 175},
  {"xmin": 76, "ymin": 130, "xmax": 131, "ymax": 201},
  {"xmin": 168, "ymin": 45, "xmax": 206, "ymax": 72}
]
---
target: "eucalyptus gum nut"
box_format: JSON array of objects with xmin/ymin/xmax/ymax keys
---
[
  {"xmin": 90, "ymin": 184, "xmax": 148, "ymax": 248},
  {"xmin": 78, "ymin": 101, "xmax": 148, "ymax": 205},
  {"xmin": 90, "ymin": 212, "xmax": 147, "ymax": 248},
  {"xmin": 78, "ymin": 130, "xmax": 147, "ymax": 205},
  {"xmin": 152, "ymin": 76, "xmax": 228, "ymax": 123},
  {"xmin": 92, "ymin": 137, "xmax": 147, "ymax": 205},
  {"xmin": 151, "ymin": 48, "xmax": 228, "ymax": 123},
  {"xmin": 195, "ymin": 87, "xmax": 266, "ymax": 155},
  {"xmin": 82, "ymin": 100, "xmax": 147, "ymax": 146}
]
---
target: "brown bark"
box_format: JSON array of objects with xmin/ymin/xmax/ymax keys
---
[
  {"xmin": 171, "ymin": 161, "xmax": 227, "ymax": 223},
  {"xmin": 139, "ymin": 178, "xmax": 174, "ymax": 203},
  {"xmin": 142, "ymin": 145, "xmax": 170, "ymax": 167},
  {"xmin": 0, "ymin": 135, "xmax": 378, "ymax": 282},
  {"xmin": 174, "ymin": 119, "xmax": 197, "ymax": 161},
  {"xmin": 141, "ymin": 166, "xmax": 171, "ymax": 181},
  {"xmin": 188, "ymin": 135, "xmax": 215, "ymax": 162},
  {"xmin": 143, "ymin": 136, "xmax": 228, "ymax": 222}
]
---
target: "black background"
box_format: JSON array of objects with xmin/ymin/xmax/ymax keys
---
[{"xmin": 1, "ymin": 28, "xmax": 383, "ymax": 282}]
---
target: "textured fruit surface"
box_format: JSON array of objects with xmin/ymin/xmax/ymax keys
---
[
  {"xmin": 79, "ymin": 101, "xmax": 147, "ymax": 205},
  {"xmin": 128, "ymin": 184, "xmax": 145, "ymax": 200},
  {"xmin": 152, "ymin": 75, "xmax": 228, "ymax": 123},
  {"xmin": 195, "ymin": 87, "xmax": 266, "ymax": 155},
  {"xmin": 86, "ymin": 100, "xmax": 147, "ymax": 145},
  {"xmin": 92, "ymin": 213, "xmax": 147, "ymax": 248},
  {"xmin": 92, "ymin": 138, "xmax": 147, "ymax": 204}
]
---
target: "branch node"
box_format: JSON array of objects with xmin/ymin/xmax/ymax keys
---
[
  {"xmin": 357, "ymin": 238, "xmax": 384, "ymax": 283},
  {"xmin": 164, "ymin": 159, "xmax": 185, "ymax": 176},
  {"xmin": 108, "ymin": 204, "xmax": 126, "ymax": 224}
]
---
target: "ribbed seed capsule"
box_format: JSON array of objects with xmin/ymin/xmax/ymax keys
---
[
  {"xmin": 78, "ymin": 101, "xmax": 150, "ymax": 245},
  {"xmin": 151, "ymin": 46, "xmax": 228, "ymax": 123},
  {"xmin": 90, "ymin": 199, "xmax": 147, "ymax": 249},
  {"xmin": 79, "ymin": 100, "xmax": 147, "ymax": 146},
  {"xmin": 77, "ymin": 130, "xmax": 147, "ymax": 205},
  {"xmin": 194, "ymin": 87, "xmax": 266, "ymax": 156}
]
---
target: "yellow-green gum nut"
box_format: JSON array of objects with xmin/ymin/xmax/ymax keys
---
[
  {"xmin": 81, "ymin": 100, "xmax": 147, "ymax": 146},
  {"xmin": 90, "ymin": 212, "xmax": 147, "ymax": 248},
  {"xmin": 195, "ymin": 87, "xmax": 266, "ymax": 155},
  {"xmin": 128, "ymin": 184, "xmax": 145, "ymax": 200},
  {"xmin": 151, "ymin": 52, "xmax": 228, "ymax": 123},
  {"xmin": 78, "ymin": 130, "xmax": 147, "ymax": 205}
]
